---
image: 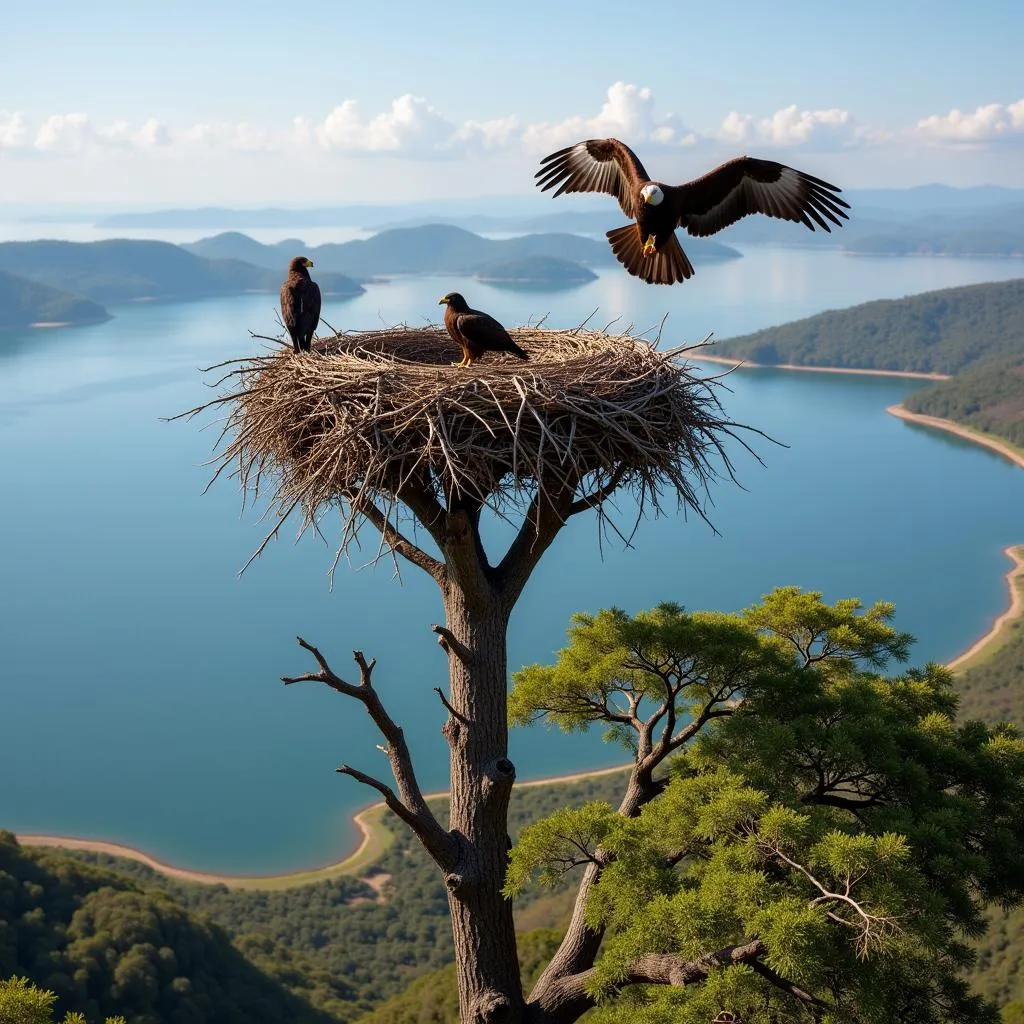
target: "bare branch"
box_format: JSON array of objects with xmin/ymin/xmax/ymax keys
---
[
  {"xmin": 434, "ymin": 686, "xmax": 468, "ymax": 723},
  {"xmin": 749, "ymin": 960, "xmax": 829, "ymax": 1018},
  {"xmin": 568, "ymin": 464, "xmax": 629, "ymax": 517},
  {"xmin": 531, "ymin": 940, "xmax": 766, "ymax": 1024},
  {"xmin": 432, "ymin": 624, "xmax": 474, "ymax": 665},
  {"xmin": 761, "ymin": 841, "xmax": 899, "ymax": 957},
  {"xmin": 357, "ymin": 499, "xmax": 446, "ymax": 582},
  {"xmin": 283, "ymin": 640, "xmax": 456, "ymax": 869}
]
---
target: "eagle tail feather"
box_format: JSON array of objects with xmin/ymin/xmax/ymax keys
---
[{"xmin": 606, "ymin": 225, "xmax": 693, "ymax": 285}]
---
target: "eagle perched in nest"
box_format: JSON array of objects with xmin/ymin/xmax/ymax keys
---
[
  {"xmin": 438, "ymin": 292, "xmax": 529, "ymax": 367},
  {"xmin": 536, "ymin": 138, "xmax": 849, "ymax": 285},
  {"xmin": 280, "ymin": 256, "xmax": 322, "ymax": 353}
]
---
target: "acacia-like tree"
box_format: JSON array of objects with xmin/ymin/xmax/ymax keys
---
[{"xmin": 198, "ymin": 326, "xmax": 1022, "ymax": 1023}]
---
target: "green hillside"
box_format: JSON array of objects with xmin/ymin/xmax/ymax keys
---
[
  {"xmin": 0, "ymin": 270, "xmax": 109, "ymax": 329},
  {"xmin": 17, "ymin": 770, "xmax": 628, "ymax": 1022},
  {"xmin": 712, "ymin": 277, "xmax": 1024, "ymax": 375},
  {"xmin": 0, "ymin": 240, "xmax": 363, "ymax": 305},
  {"xmin": 903, "ymin": 355, "xmax": 1024, "ymax": 449},
  {"xmin": 0, "ymin": 832, "xmax": 336, "ymax": 1024}
]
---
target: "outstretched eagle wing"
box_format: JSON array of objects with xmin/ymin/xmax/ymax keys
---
[
  {"xmin": 674, "ymin": 157, "xmax": 850, "ymax": 237},
  {"xmin": 535, "ymin": 138, "xmax": 651, "ymax": 217}
]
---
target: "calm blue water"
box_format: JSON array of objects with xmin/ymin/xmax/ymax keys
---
[{"xmin": 2, "ymin": 247, "xmax": 1023, "ymax": 873}]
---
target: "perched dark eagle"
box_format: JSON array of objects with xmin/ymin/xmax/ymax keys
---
[
  {"xmin": 438, "ymin": 292, "xmax": 529, "ymax": 367},
  {"xmin": 280, "ymin": 256, "xmax": 322, "ymax": 353},
  {"xmin": 536, "ymin": 138, "xmax": 850, "ymax": 285}
]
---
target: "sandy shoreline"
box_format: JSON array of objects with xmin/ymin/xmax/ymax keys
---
[
  {"xmin": 946, "ymin": 546, "xmax": 1024, "ymax": 672},
  {"xmin": 17, "ymin": 403, "xmax": 1024, "ymax": 888},
  {"xmin": 16, "ymin": 764, "xmax": 629, "ymax": 889},
  {"xmin": 689, "ymin": 352, "xmax": 950, "ymax": 381},
  {"xmin": 886, "ymin": 404, "xmax": 1024, "ymax": 469}
]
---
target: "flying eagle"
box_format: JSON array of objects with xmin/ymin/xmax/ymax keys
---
[
  {"xmin": 280, "ymin": 256, "xmax": 322, "ymax": 353},
  {"xmin": 438, "ymin": 292, "xmax": 529, "ymax": 367},
  {"xmin": 535, "ymin": 139, "xmax": 850, "ymax": 285}
]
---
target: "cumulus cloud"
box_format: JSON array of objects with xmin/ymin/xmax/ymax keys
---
[
  {"xmin": 521, "ymin": 82, "xmax": 696, "ymax": 152},
  {"xmin": 718, "ymin": 104, "xmax": 862, "ymax": 148},
  {"xmin": 0, "ymin": 110, "xmax": 28, "ymax": 148},
  {"xmin": 8, "ymin": 87, "xmax": 1024, "ymax": 177},
  {"xmin": 914, "ymin": 98, "xmax": 1024, "ymax": 143},
  {"xmin": 312, "ymin": 95, "xmax": 455, "ymax": 154},
  {"xmin": 30, "ymin": 112, "xmax": 173, "ymax": 153}
]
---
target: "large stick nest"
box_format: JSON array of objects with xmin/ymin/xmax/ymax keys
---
[{"xmin": 197, "ymin": 324, "xmax": 757, "ymax": 565}]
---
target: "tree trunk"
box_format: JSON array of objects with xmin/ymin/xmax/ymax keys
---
[{"xmin": 441, "ymin": 581, "xmax": 523, "ymax": 1023}]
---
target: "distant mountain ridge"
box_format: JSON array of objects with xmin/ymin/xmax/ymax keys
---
[
  {"xmin": 183, "ymin": 224, "xmax": 741, "ymax": 277},
  {"xmin": 0, "ymin": 239, "xmax": 364, "ymax": 305}
]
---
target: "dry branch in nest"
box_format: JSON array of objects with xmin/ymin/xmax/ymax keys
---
[{"xmin": 187, "ymin": 324, "xmax": 761, "ymax": 571}]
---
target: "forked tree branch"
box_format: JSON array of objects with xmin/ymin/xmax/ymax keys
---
[
  {"xmin": 497, "ymin": 477, "xmax": 577, "ymax": 603},
  {"xmin": 357, "ymin": 499, "xmax": 446, "ymax": 583},
  {"xmin": 530, "ymin": 689, "xmax": 743, "ymax": 1004},
  {"xmin": 282, "ymin": 639, "xmax": 456, "ymax": 869}
]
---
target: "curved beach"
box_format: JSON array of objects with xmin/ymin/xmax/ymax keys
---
[
  {"xmin": 16, "ymin": 406, "xmax": 1024, "ymax": 890},
  {"xmin": 16, "ymin": 764, "xmax": 630, "ymax": 890},
  {"xmin": 688, "ymin": 352, "xmax": 950, "ymax": 381}
]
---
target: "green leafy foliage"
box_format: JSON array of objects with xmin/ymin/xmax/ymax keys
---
[
  {"xmin": 0, "ymin": 976, "xmax": 125, "ymax": 1024},
  {"xmin": 509, "ymin": 588, "xmax": 1024, "ymax": 1022}
]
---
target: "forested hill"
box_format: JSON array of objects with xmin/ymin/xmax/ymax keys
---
[
  {"xmin": 711, "ymin": 277, "xmax": 1024, "ymax": 376},
  {"xmin": 0, "ymin": 269, "xmax": 109, "ymax": 329},
  {"xmin": 904, "ymin": 356, "xmax": 1024, "ymax": 449},
  {"xmin": 0, "ymin": 831, "xmax": 338, "ymax": 1024}
]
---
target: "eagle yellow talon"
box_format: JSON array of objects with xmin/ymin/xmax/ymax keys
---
[{"xmin": 642, "ymin": 236, "xmax": 657, "ymax": 258}]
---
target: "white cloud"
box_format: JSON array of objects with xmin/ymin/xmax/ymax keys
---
[
  {"xmin": 313, "ymin": 94, "xmax": 455, "ymax": 154},
  {"xmin": 521, "ymin": 82, "xmax": 695, "ymax": 152},
  {"xmin": 718, "ymin": 105, "xmax": 862, "ymax": 148},
  {"xmin": 914, "ymin": 98, "xmax": 1024, "ymax": 143},
  {"xmin": 34, "ymin": 112, "xmax": 93, "ymax": 152},
  {"xmin": 0, "ymin": 110, "xmax": 28, "ymax": 148}
]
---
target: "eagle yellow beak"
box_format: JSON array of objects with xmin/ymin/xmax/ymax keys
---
[
  {"xmin": 642, "ymin": 236, "xmax": 657, "ymax": 258},
  {"xmin": 438, "ymin": 297, "xmax": 447, "ymax": 305},
  {"xmin": 304, "ymin": 259, "xmax": 314, "ymax": 267}
]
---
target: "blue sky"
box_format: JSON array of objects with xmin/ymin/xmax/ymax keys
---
[{"xmin": 2, "ymin": 0, "xmax": 1023, "ymax": 203}]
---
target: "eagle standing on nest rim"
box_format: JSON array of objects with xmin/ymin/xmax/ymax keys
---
[
  {"xmin": 438, "ymin": 292, "xmax": 529, "ymax": 368},
  {"xmin": 535, "ymin": 138, "xmax": 850, "ymax": 285},
  {"xmin": 280, "ymin": 256, "xmax": 322, "ymax": 353}
]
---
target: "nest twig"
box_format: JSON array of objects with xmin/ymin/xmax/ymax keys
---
[{"xmin": 181, "ymin": 323, "xmax": 765, "ymax": 573}]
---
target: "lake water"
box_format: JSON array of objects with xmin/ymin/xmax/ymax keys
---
[{"xmin": 2, "ymin": 247, "xmax": 1023, "ymax": 874}]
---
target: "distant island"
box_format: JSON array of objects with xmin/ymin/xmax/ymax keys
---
[
  {"xmin": 473, "ymin": 256, "xmax": 598, "ymax": 287},
  {"xmin": 0, "ymin": 239, "xmax": 365, "ymax": 307},
  {"xmin": 0, "ymin": 269, "xmax": 110, "ymax": 330},
  {"xmin": 184, "ymin": 224, "xmax": 741, "ymax": 278}
]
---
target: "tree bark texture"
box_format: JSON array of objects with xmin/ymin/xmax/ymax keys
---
[{"xmin": 440, "ymin": 583, "xmax": 523, "ymax": 1023}]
